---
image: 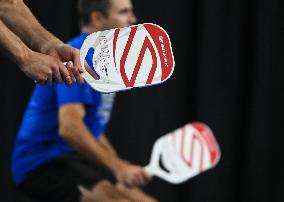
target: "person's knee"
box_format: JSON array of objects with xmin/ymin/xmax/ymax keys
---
[
  {"xmin": 90, "ymin": 180, "xmax": 113, "ymax": 193},
  {"xmin": 79, "ymin": 181, "xmax": 111, "ymax": 202},
  {"xmin": 79, "ymin": 180, "xmax": 131, "ymax": 202},
  {"xmin": 115, "ymin": 183, "xmax": 158, "ymax": 202},
  {"xmin": 79, "ymin": 185, "xmax": 95, "ymax": 202}
]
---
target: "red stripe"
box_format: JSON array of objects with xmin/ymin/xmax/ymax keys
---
[
  {"xmin": 113, "ymin": 29, "xmax": 120, "ymax": 69},
  {"xmin": 180, "ymin": 126, "xmax": 205, "ymax": 171},
  {"xmin": 180, "ymin": 127, "xmax": 190, "ymax": 166},
  {"xmin": 189, "ymin": 135, "xmax": 196, "ymax": 168},
  {"xmin": 145, "ymin": 37, "xmax": 157, "ymax": 84},
  {"xmin": 195, "ymin": 134, "xmax": 204, "ymax": 172},
  {"xmin": 192, "ymin": 122, "xmax": 219, "ymax": 164},
  {"xmin": 120, "ymin": 27, "xmax": 158, "ymax": 87},
  {"xmin": 120, "ymin": 26, "xmax": 138, "ymax": 87},
  {"xmin": 144, "ymin": 24, "xmax": 174, "ymax": 81}
]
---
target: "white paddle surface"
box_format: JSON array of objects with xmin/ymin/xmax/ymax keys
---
[
  {"xmin": 144, "ymin": 122, "xmax": 221, "ymax": 184},
  {"xmin": 80, "ymin": 23, "xmax": 175, "ymax": 93}
]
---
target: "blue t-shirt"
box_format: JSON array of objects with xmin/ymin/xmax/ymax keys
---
[{"xmin": 12, "ymin": 33, "xmax": 115, "ymax": 185}]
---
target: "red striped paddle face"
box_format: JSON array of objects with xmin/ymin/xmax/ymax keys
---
[
  {"xmin": 144, "ymin": 122, "xmax": 221, "ymax": 184},
  {"xmin": 80, "ymin": 23, "xmax": 175, "ymax": 93}
]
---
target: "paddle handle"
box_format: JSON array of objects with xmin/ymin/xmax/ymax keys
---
[{"xmin": 144, "ymin": 164, "xmax": 154, "ymax": 176}]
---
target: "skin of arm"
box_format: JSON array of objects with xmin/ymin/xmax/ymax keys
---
[
  {"xmin": 0, "ymin": 0, "xmax": 84, "ymax": 84},
  {"xmin": 0, "ymin": 19, "xmax": 31, "ymax": 65},
  {"xmin": 58, "ymin": 103, "xmax": 150, "ymax": 187},
  {"xmin": 99, "ymin": 134, "xmax": 118, "ymax": 157},
  {"xmin": 0, "ymin": 0, "xmax": 61, "ymax": 53},
  {"xmin": 0, "ymin": 19, "xmax": 70, "ymax": 83},
  {"xmin": 58, "ymin": 104, "xmax": 123, "ymax": 173}
]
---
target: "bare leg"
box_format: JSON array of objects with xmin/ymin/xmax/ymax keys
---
[
  {"xmin": 79, "ymin": 180, "xmax": 131, "ymax": 202},
  {"xmin": 116, "ymin": 183, "xmax": 158, "ymax": 202}
]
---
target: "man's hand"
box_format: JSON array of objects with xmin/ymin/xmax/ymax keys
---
[
  {"xmin": 44, "ymin": 43, "xmax": 84, "ymax": 84},
  {"xmin": 0, "ymin": 0, "xmax": 84, "ymax": 84},
  {"xmin": 18, "ymin": 50, "xmax": 73, "ymax": 85},
  {"xmin": 115, "ymin": 161, "xmax": 151, "ymax": 187}
]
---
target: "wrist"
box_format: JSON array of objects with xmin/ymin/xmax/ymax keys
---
[
  {"xmin": 14, "ymin": 46, "xmax": 33, "ymax": 67},
  {"xmin": 109, "ymin": 158, "xmax": 126, "ymax": 176},
  {"xmin": 40, "ymin": 38, "xmax": 63, "ymax": 55}
]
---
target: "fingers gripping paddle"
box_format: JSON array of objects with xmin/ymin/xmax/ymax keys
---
[
  {"xmin": 80, "ymin": 23, "xmax": 175, "ymax": 93},
  {"xmin": 144, "ymin": 122, "xmax": 221, "ymax": 184}
]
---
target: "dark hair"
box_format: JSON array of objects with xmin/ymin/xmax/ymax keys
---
[{"xmin": 78, "ymin": 0, "xmax": 111, "ymax": 26}]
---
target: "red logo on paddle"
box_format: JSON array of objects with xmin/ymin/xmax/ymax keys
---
[
  {"xmin": 172, "ymin": 123, "xmax": 220, "ymax": 172},
  {"xmin": 113, "ymin": 24, "xmax": 175, "ymax": 87}
]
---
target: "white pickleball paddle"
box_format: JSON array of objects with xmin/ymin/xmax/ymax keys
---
[
  {"xmin": 144, "ymin": 122, "xmax": 221, "ymax": 184},
  {"xmin": 80, "ymin": 23, "xmax": 175, "ymax": 93}
]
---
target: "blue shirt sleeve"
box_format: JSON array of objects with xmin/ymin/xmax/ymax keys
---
[{"xmin": 55, "ymin": 83, "xmax": 92, "ymax": 106}]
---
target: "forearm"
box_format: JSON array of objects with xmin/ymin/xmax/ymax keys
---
[
  {"xmin": 0, "ymin": 19, "xmax": 31, "ymax": 65},
  {"xmin": 99, "ymin": 135, "xmax": 118, "ymax": 156},
  {"xmin": 60, "ymin": 121, "xmax": 124, "ymax": 174},
  {"xmin": 0, "ymin": 0, "xmax": 62, "ymax": 53}
]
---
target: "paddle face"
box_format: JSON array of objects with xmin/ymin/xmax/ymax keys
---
[
  {"xmin": 145, "ymin": 122, "xmax": 221, "ymax": 184},
  {"xmin": 80, "ymin": 23, "xmax": 175, "ymax": 93}
]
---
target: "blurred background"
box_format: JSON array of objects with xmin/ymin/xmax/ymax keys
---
[{"xmin": 0, "ymin": 0, "xmax": 283, "ymax": 201}]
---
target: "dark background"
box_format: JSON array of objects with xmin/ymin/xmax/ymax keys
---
[{"xmin": 1, "ymin": 0, "xmax": 284, "ymax": 201}]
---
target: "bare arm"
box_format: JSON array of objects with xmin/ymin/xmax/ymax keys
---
[
  {"xmin": 0, "ymin": 0, "xmax": 84, "ymax": 83},
  {"xmin": 0, "ymin": 19, "xmax": 69, "ymax": 83},
  {"xmin": 59, "ymin": 104, "xmax": 123, "ymax": 173},
  {"xmin": 0, "ymin": 0, "xmax": 61, "ymax": 53},
  {"xmin": 99, "ymin": 134, "xmax": 118, "ymax": 157},
  {"xmin": 59, "ymin": 104, "xmax": 150, "ymax": 187},
  {"xmin": 0, "ymin": 19, "xmax": 30, "ymax": 65}
]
